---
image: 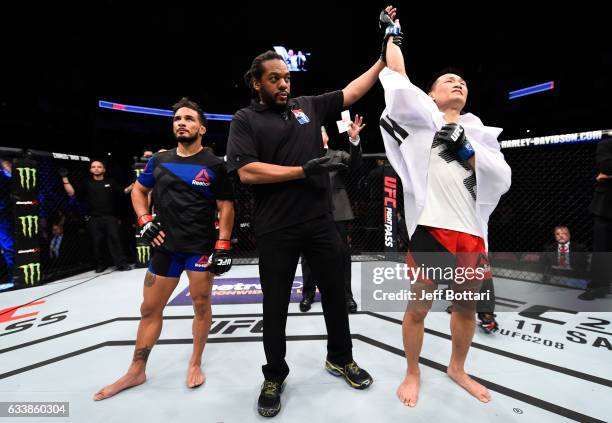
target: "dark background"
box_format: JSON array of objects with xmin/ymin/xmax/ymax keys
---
[{"xmin": 0, "ymin": 2, "xmax": 608, "ymax": 170}]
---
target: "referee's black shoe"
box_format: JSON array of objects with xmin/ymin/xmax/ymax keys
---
[
  {"xmin": 299, "ymin": 295, "xmax": 314, "ymax": 312},
  {"xmin": 325, "ymin": 360, "xmax": 373, "ymax": 389},
  {"xmin": 346, "ymin": 297, "xmax": 358, "ymax": 314},
  {"xmin": 578, "ymin": 288, "xmax": 607, "ymax": 301},
  {"xmin": 257, "ymin": 380, "xmax": 283, "ymax": 418}
]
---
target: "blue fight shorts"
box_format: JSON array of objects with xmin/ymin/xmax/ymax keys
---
[{"xmin": 149, "ymin": 247, "xmax": 212, "ymax": 278}]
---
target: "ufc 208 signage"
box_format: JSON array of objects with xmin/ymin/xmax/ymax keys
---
[{"xmin": 12, "ymin": 158, "xmax": 42, "ymax": 288}]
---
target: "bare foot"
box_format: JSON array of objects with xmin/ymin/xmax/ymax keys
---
[
  {"xmin": 396, "ymin": 372, "xmax": 420, "ymax": 407},
  {"xmin": 447, "ymin": 367, "xmax": 491, "ymax": 403},
  {"xmin": 93, "ymin": 372, "xmax": 146, "ymax": 401},
  {"xmin": 186, "ymin": 364, "xmax": 205, "ymax": 388}
]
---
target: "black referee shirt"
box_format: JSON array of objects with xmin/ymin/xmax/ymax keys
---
[
  {"xmin": 77, "ymin": 178, "xmax": 123, "ymax": 217},
  {"xmin": 226, "ymin": 91, "xmax": 344, "ymax": 236}
]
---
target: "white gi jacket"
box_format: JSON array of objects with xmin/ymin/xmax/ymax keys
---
[{"xmin": 379, "ymin": 67, "xmax": 511, "ymax": 250}]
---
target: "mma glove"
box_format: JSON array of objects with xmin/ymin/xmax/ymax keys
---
[
  {"xmin": 138, "ymin": 214, "xmax": 163, "ymax": 245},
  {"xmin": 379, "ymin": 9, "xmax": 403, "ymax": 62},
  {"xmin": 302, "ymin": 156, "xmax": 347, "ymax": 177},
  {"xmin": 208, "ymin": 239, "xmax": 233, "ymax": 275},
  {"xmin": 433, "ymin": 123, "xmax": 475, "ymax": 162}
]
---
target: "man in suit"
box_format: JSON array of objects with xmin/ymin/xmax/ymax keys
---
[
  {"xmin": 582, "ymin": 139, "xmax": 612, "ymax": 300},
  {"xmin": 49, "ymin": 223, "xmax": 67, "ymax": 263},
  {"xmin": 300, "ymin": 117, "xmax": 364, "ymax": 313},
  {"xmin": 541, "ymin": 226, "xmax": 588, "ymax": 282}
]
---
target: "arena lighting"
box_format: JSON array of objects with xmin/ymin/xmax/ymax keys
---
[
  {"xmin": 508, "ymin": 81, "xmax": 554, "ymax": 99},
  {"xmin": 500, "ymin": 129, "xmax": 612, "ymax": 149},
  {"xmin": 98, "ymin": 101, "xmax": 234, "ymax": 121}
]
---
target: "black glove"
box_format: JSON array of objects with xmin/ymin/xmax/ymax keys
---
[
  {"xmin": 379, "ymin": 8, "xmax": 396, "ymax": 32},
  {"xmin": 379, "ymin": 9, "xmax": 402, "ymax": 62},
  {"xmin": 302, "ymin": 156, "xmax": 347, "ymax": 177},
  {"xmin": 138, "ymin": 214, "xmax": 163, "ymax": 245},
  {"xmin": 208, "ymin": 239, "xmax": 232, "ymax": 275},
  {"xmin": 58, "ymin": 167, "xmax": 69, "ymax": 177},
  {"xmin": 433, "ymin": 123, "xmax": 475, "ymax": 161},
  {"xmin": 392, "ymin": 33, "xmax": 403, "ymax": 48},
  {"xmin": 381, "ymin": 33, "xmax": 403, "ymax": 63}
]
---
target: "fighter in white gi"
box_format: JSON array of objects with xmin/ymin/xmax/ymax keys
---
[{"xmin": 378, "ymin": 7, "xmax": 511, "ymax": 407}]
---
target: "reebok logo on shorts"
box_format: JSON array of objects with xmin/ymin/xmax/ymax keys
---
[{"xmin": 195, "ymin": 255, "xmax": 210, "ymax": 268}]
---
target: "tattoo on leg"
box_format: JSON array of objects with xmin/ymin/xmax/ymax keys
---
[
  {"xmin": 133, "ymin": 346, "xmax": 152, "ymax": 363},
  {"xmin": 144, "ymin": 272, "xmax": 156, "ymax": 287}
]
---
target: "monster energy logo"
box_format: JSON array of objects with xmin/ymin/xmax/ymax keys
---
[
  {"xmin": 18, "ymin": 215, "xmax": 39, "ymax": 238},
  {"xmin": 135, "ymin": 169, "xmax": 144, "ymax": 178},
  {"xmin": 16, "ymin": 167, "xmax": 37, "ymax": 190},
  {"xmin": 20, "ymin": 263, "xmax": 41, "ymax": 286},
  {"xmin": 137, "ymin": 245, "xmax": 151, "ymax": 263}
]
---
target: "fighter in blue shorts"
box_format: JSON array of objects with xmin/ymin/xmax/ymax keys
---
[{"xmin": 94, "ymin": 98, "xmax": 234, "ymax": 401}]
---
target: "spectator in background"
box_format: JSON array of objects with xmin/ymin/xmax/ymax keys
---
[
  {"xmin": 0, "ymin": 158, "xmax": 14, "ymax": 287},
  {"xmin": 365, "ymin": 158, "xmax": 386, "ymax": 209},
  {"xmin": 61, "ymin": 160, "xmax": 129, "ymax": 272},
  {"xmin": 366, "ymin": 159, "xmax": 385, "ymax": 189},
  {"xmin": 582, "ymin": 138, "xmax": 612, "ymax": 300},
  {"xmin": 542, "ymin": 226, "xmax": 587, "ymax": 281},
  {"xmin": 49, "ymin": 223, "xmax": 66, "ymax": 262}
]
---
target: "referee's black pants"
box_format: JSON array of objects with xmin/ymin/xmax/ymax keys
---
[
  {"xmin": 301, "ymin": 220, "xmax": 353, "ymax": 300},
  {"xmin": 257, "ymin": 215, "xmax": 353, "ymax": 383},
  {"xmin": 87, "ymin": 215, "xmax": 127, "ymax": 268}
]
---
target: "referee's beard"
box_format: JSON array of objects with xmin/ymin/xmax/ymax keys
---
[{"xmin": 260, "ymin": 89, "xmax": 289, "ymax": 111}]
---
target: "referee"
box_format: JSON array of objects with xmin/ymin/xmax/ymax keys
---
[{"xmin": 227, "ymin": 50, "xmax": 384, "ymax": 417}]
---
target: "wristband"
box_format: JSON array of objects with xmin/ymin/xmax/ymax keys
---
[
  {"xmin": 385, "ymin": 26, "xmax": 401, "ymax": 38},
  {"xmin": 457, "ymin": 143, "xmax": 475, "ymax": 161},
  {"xmin": 214, "ymin": 239, "xmax": 231, "ymax": 250},
  {"xmin": 138, "ymin": 214, "xmax": 154, "ymax": 227}
]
